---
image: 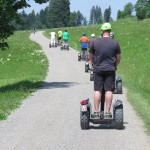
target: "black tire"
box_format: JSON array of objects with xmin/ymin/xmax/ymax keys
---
[
  {"xmin": 49, "ymin": 44, "xmax": 51, "ymax": 48},
  {"xmin": 85, "ymin": 64, "xmax": 89, "ymax": 72},
  {"xmin": 90, "ymin": 72, "xmax": 94, "ymax": 81},
  {"xmin": 80, "ymin": 113, "xmax": 89, "ymax": 130},
  {"xmin": 116, "ymin": 81, "xmax": 122, "ymax": 94},
  {"xmin": 78, "ymin": 55, "xmax": 81, "ymax": 61},
  {"xmin": 114, "ymin": 106, "xmax": 123, "ymax": 129}
]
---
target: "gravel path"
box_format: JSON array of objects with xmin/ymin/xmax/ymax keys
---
[{"xmin": 0, "ymin": 31, "xmax": 149, "ymax": 150}]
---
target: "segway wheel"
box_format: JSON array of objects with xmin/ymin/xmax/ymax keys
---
[
  {"xmin": 78, "ymin": 55, "xmax": 81, "ymax": 61},
  {"xmin": 90, "ymin": 72, "xmax": 94, "ymax": 81},
  {"xmin": 80, "ymin": 113, "xmax": 89, "ymax": 130},
  {"xmin": 114, "ymin": 106, "xmax": 123, "ymax": 129},
  {"xmin": 67, "ymin": 47, "xmax": 69, "ymax": 50},
  {"xmin": 116, "ymin": 81, "xmax": 122, "ymax": 94},
  {"xmin": 85, "ymin": 63, "xmax": 89, "ymax": 72},
  {"xmin": 49, "ymin": 44, "xmax": 51, "ymax": 48}
]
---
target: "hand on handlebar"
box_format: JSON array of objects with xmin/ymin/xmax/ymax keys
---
[{"xmin": 89, "ymin": 64, "xmax": 94, "ymax": 71}]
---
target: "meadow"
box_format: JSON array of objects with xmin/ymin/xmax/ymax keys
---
[
  {"xmin": 0, "ymin": 31, "xmax": 48, "ymax": 119},
  {"xmin": 45, "ymin": 18, "xmax": 150, "ymax": 133},
  {"xmin": 0, "ymin": 18, "xmax": 150, "ymax": 134}
]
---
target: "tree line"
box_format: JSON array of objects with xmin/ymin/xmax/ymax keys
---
[
  {"xmin": 0, "ymin": 0, "xmax": 112, "ymax": 48},
  {"xmin": 16, "ymin": 4, "xmax": 111, "ymax": 30},
  {"xmin": 117, "ymin": 0, "xmax": 150, "ymax": 20},
  {"xmin": 1, "ymin": 0, "xmax": 150, "ymax": 48}
]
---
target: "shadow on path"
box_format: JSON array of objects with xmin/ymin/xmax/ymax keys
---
[
  {"xmin": 89, "ymin": 123, "xmax": 126, "ymax": 130},
  {"xmin": 41, "ymin": 81, "xmax": 79, "ymax": 89},
  {"xmin": 0, "ymin": 81, "xmax": 79, "ymax": 93}
]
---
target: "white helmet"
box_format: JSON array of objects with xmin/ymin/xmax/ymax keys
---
[{"xmin": 91, "ymin": 34, "xmax": 95, "ymax": 37}]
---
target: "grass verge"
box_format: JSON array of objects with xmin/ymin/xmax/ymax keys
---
[{"xmin": 0, "ymin": 31, "xmax": 48, "ymax": 120}]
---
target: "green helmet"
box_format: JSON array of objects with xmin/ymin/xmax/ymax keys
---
[{"xmin": 101, "ymin": 23, "xmax": 112, "ymax": 31}]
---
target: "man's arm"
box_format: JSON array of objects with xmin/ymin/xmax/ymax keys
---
[
  {"xmin": 89, "ymin": 42, "xmax": 95, "ymax": 64},
  {"xmin": 116, "ymin": 54, "xmax": 121, "ymax": 65},
  {"xmin": 116, "ymin": 42, "xmax": 121, "ymax": 66},
  {"xmin": 89, "ymin": 53, "xmax": 94, "ymax": 64}
]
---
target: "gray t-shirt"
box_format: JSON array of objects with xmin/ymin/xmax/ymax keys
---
[{"xmin": 89, "ymin": 37, "xmax": 121, "ymax": 72}]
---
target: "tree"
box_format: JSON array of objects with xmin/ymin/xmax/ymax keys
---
[
  {"xmin": 135, "ymin": 0, "xmax": 150, "ymax": 20},
  {"xmin": 89, "ymin": 5, "xmax": 102, "ymax": 25},
  {"xmin": 39, "ymin": 7, "xmax": 48, "ymax": 28},
  {"xmin": 69, "ymin": 11, "xmax": 85, "ymax": 27},
  {"xmin": 47, "ymin": 0, "xmax": 70, "ymax": 28},
  {"xmin": 0, "ymin": 0, "xmax": 49, "ymax": 48},
  {"xmin": 69, "ymin": 11, "xmax": 78, "ymax": 27},
  {"xmin": 26, "ymin": 10, "xmax": 36, "ymax": 29},
  {"xmin": 117, "ymin": 10, "xmax": 122, "ymax": 20},
  {"xmin": 89, "ymin": 6, "xmax": 95, "ymax": 25},
  {"xmin": 76, "ymin": 11, "xmax": 84, "ymax": 26},
  {"xmin": 83, "ymin": 17, "xmax": 87, "ymax": 26},
  {"xmin": 94, "ymin": 5, "xmax": 102, "ymax": 24},
  {"xmin": 117, "ymin": 2, "xmax": 134, "ymax": 20},
  {"xmin": 104, "ymin": 6, "xmax": 111, "ymax": 22},
  {"xmin": 124, "ymin": 2, "xmax": 134, "ymax": 16}
]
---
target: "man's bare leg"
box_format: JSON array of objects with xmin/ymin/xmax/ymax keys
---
[
  {"xmin": 94, "ymin": 91, "xmax": 102, "ymax": 112},
  {"xmin": 105, "ymin": 91, "xmax": 113, "ymax": 113}
]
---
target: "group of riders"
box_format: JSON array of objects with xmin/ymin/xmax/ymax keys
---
[
  {"xmin": 79, "ymin": 31, "xmax": 114, "ymax": 60},
  {"xmin": 50, "ymin": 30, "xmax": 69, "ymax": 46},
  {"xmin": 49, "ymin": 23, "xmax": 121, "ymax": 119}
]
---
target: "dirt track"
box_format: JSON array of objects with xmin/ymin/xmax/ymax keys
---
[{"xmin": 0, "ymin": 31, "xmax": 149, "ymax": 150}]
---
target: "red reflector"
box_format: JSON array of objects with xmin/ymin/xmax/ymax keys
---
[{"xmin": 80, "ymin": 100, "xmax": 87, "ymax": 105}]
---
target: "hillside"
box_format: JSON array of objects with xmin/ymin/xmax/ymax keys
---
[{"xmin": 45, "ymin": 18, "xmax": 150, "ymax": 133}]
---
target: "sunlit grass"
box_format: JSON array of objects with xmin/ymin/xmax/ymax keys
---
[{"xmin": 0, "ymin": 31, "xmax": 48, "ymax": 119}]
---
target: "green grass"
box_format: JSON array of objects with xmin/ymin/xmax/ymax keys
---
[
  {"xmin": 0, "ymin": 31, "xmax": 48, "ymax": 119},
  {"xmin": 44, "ymin": 18, "xmax": 150, "ymax": 133}
]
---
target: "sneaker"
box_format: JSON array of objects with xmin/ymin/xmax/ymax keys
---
[
  {"xmin": 91, "ymin": 112, "xmax": 99, "ymax": 119},
  {"xmin": 105, "ymin": 112, "xmax": 112, "ymax": 119}
]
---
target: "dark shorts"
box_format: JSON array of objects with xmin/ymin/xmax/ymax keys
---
[
  {"xmin": 63, "ymin": 39, "xmax": 68, "ymax": 43},
  {"xmin": 94, "ymin": 71, "xmax": 115, "ymax": 92},
  {"xmin": 58, "ymin": 37, "xmax": 61, "ymax": 40},
  {"xmin": 81, "ymin": 48, "xmax": 87, "ymax": 51}
]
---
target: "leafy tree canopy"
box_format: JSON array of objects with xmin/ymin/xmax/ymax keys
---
[{"xmin": 0, "ymin": 0, "xmax": 48, "ymax": 48}]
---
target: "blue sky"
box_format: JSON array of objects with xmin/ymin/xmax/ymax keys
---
[{"xmin": 22, "ymin": 0, "xmax": 137, "ymax": 20}]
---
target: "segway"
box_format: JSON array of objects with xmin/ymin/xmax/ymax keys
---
[
  {"xmin": 78, "ymin": 52, "xmax": 89, "ymax": 61},
  {"xmin": 60, "ymin": 42, "xmax": 69, "ymax": 50},
  {"xmin": 49, "ymin": 42, "xmax": 57, "ymax": 48},
  {"xmin": 88, "ymin": 65, "xmax": 94, "ymax": 81},
  {"xmin": 80, "ymin": 88, "xmax": 124, "ymax": 130},
  {"xmin": 85, "ymin": 61, "xmax": 90, "ymax": 72},
  {"xmin": 90, "ymin": 70, "xmax": 94, "ymax": 81}
]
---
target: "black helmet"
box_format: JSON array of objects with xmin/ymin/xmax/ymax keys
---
[{"xmin": 83, "ymin": 32, "xmax": 86, "ymax": 36}]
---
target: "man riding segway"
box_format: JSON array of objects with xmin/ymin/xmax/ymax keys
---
[
  {"xmin": 79, "ymin": 33, "xmax": 89, "ymax": 60},
  {"xmin": 89, "ymin": 23, "xmax": 121, "ymax": 118}
]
